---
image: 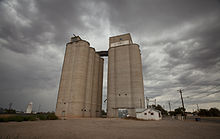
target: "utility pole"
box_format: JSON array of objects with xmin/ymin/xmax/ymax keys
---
[
  {"xmin": 146, "ymin": 97, "xmax": 149, "ymax": 108},
  {"xmin": 155, "ymin": 99, "xmax": 157, "ymax": 106},
  {"xmin": 177, "ymin": 89, "xmax": 185, "ymax": 119},
  {"xmin": 177, "ymin": 89, "xmax": 185, "ymax": 110},
  {"xmin": 168, "ymin": 101, "xmax": 171, "ymax": 112}
]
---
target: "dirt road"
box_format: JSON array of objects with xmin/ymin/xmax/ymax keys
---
[{"xmin": 0, "ymin": 118, "xmax": 220, "ymax": 139}]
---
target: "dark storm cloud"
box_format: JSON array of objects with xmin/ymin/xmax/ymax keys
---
[
  {"xmin": 0, "ymin": 0, "xmax": 220, "ymax": 111},
  {"xmin": 106, "ymin": 0, "xmax": 220, "ymax": 37},
  {"xmin": 0, "ymin": 0, "xmax": 85, "ymax": 54},
  {"xmin": 0, "ymin": 0, "xmax": 110, "ymax": 111},
  {"xmin": 107, "ymin": 0, "xmax": 220, "ymax": 109},
  {"xmin": 164, "ymin": 21, "xmax": 220, "ymax": 70}
]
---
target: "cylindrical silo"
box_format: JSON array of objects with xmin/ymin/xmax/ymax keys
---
[
  {"xmin": 56, "ymin": 43, "xmax": 75, "ymax": 118},
  {"xmin": 107, "ymin": 48, "xmax": 117, "ymax": 117},
  {"xmin": 83, "ymin": 47, "xmax": 96, "ymax": 117},
  {"xmin": 68, "ymin": 41, "xmax": 90, "ymax": 117},
  {"xmin": 56, "ymin": 36, "xmax": 90, "ymax": 119},
  {"xmin": 91, "ymin": 53, "xmax": 100, "ymax": 117}
]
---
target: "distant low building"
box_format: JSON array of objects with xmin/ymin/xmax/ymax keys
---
[{"xmin": 136, "ymin": 108, "xmax": 162, "ymax": 120}]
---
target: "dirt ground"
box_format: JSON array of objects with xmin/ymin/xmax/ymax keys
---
[{"xmin": 0, "ymin": 118, "xmax": 220, "ymax": 139}]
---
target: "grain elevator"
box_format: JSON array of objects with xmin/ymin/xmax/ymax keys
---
[
  {"xmin": 107, "ymin": 33, "xmax": 145, "ymax": 117},
  {"xmin": 55, "ymin": 33, "xmax": 144, "ymax": 119}
]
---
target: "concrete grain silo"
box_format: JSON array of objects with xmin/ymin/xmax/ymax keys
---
[
  {"xmin": 90, "ymin": 54, "xmax": 100, "ymax": 117},
  {"xmin": 83, "ymin": 47, "xmax": 96, "ymax": 117},
  {"xmin": 107, "ymin": 33, "xmax": 145, "ymax": 118},
  {"xmin": 55, "ymin": 36, "xmax": 104, "ymax": 119}
]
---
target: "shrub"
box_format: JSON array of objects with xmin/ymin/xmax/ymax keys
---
[
  {"xmin": 37, "ymin": 114, "xmax": 47, "ymax": 120},
  {"xmin": 0, "ymin": 117, "xmax": 9, "ymax": 122},
  {"xmin": 0, "ymin": 113, "xmax": 58, "ymax": 122},
  {"xmin": 47, "ymin": 113, "xmax": 58, "ymax": 120}
]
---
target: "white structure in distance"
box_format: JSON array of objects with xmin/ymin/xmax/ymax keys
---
[
  {"xmin": 136, "ymin": 108, "xmax": 162, "ymax": 120},
  {"xmin": 26, "ymin": 102, "xmax": 33, "ymax": 114}
]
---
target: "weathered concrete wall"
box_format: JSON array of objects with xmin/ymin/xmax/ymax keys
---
[
  {"xmin": 56, "ymin": 37, "xmax": 104, "ymax": 119},
  {"xmin": 90, "ymin": 54, "xmax": 100, "ymax": 117},
  {"xmin": 107, "ymin": 48, "xmax": 117, "ymax": 117},
  {"xmin": 130, "ymin": 45, "xmax": 145, "ymax": 109},
  {"xmin": 83, "ymin": 48, "xmax": 95, "ymax": 117},
  {"xmin": 107, "ymin": 34, "xmax": 145, "ymax": 118}
]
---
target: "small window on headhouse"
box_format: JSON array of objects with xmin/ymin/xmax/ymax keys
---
[
  {"xmin": 144, "ymin": 113, "xmax": 147, "ymax": 115},
  {"xmin": 151, "ymin": 113, "xmax": 154, "ymax": 115}
]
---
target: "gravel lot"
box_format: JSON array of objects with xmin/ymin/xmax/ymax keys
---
[{"xmin": 0, "ymin": 118, "xmax": 220, "ymax": 139}]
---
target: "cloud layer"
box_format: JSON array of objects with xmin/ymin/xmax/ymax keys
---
[{"xmin": 0, "ymin": 0, "xmax": 220, "ymax": 112}]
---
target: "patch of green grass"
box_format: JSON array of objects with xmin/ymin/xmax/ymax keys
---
[{"xmin": 0, "ymin": 113, "xmax": 58, "ymax": 122}]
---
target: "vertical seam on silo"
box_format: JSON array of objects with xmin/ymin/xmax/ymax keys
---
[
  {"xmin": 129, "ymin": 45, "xmax": 134, "ymax": 112},
  {"xmin": 90, "ymin": 52, "xmax": 95, "ymax": 117},
  {"xmin": 69, "ymin": 43, "xmax": 77, "ymax": 117},
  {"xmin": 91, "ymin": 54, "xmax": 99, "ymax": 117},
  {"xmin": 97, "ymin": 58, "xmax": 102, "ymax": 117},
  {"xmin": 107, "ymin": 51, "xmax": 110, "ymax": 117},
  {"xmin": 114, "ymin": 47, "xmax": 117, "ymax": 117},
  {"xmin": 83, "ymin": 47, "xmax": 90, "ymax": 117},
  {"xmin": 96, "ymin": 56, "xmax": 100, "ymax": 117}
]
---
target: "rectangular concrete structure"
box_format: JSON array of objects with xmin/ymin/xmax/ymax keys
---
[{"xmin": 107, "ymin": 33, "xmax": 145, "ymax": 117}]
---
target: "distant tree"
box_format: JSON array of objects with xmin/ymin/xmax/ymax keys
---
[
  {"xmin": 198, "ymin": 108, "xmax": 220, "ymax": 117},
  {"xmin": 169, "ymin": 111, "xmax": 175, "ymax": 116},
  {"xmin": 152, "ymin": 104, "xmax": 168, "ymax": 116},
  {"xmin": 174, "ymin": 107, "xmax": 185, "ymax": 116},
  {"xmin": 198, "ymin": 109, "xmax": 210, "ymax": 116},
  {"xmin": 209, "ymin": 108, "xmax": 220, "ymax": 117}
]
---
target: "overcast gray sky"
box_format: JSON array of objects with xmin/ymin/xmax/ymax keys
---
[{"xmin": 0, "ymin": 0, "xmax": 220, "ymax": 112}]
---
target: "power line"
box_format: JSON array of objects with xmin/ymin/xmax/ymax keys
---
[
  {"xmin": 186, "ymin": 89, "xmax": 220, "ymax": 100},
  {"xmin": 185, "ymin": 85, "xmax": 220, "ymax": 99}
]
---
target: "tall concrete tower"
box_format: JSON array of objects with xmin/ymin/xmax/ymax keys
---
[
  {"xmin": 26, "ymin": 102, "xmax": 33, "ymax": 114},
  {"xmin": 55, "ymin": 36, "xmax": 103, "ymax": 119},
  {"xmin": 107, "ymin": 33, "xmax": 145, "ymax": 117}
]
